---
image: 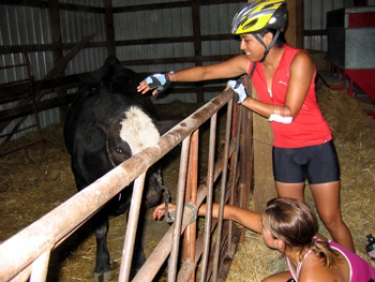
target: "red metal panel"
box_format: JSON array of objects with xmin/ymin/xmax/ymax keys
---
[
  {"xmin": 344, "ymin": 69, "xmax": 375, "ymax": 102},
  {"xmin": 348, "ymin": 12, "xmax": 375, "ymax": 28}
]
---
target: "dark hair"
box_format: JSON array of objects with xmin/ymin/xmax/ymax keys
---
[
  {"xmin": 263, "ymin": 198, "xmax": 341, "ymax": 267},
  {"xmin": 257, "ymin": 28, "xmax": 286, "ymax": 47}
]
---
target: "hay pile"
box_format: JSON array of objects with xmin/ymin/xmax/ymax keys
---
[
  {"xmin": 226, "ymin": 85, "xmax": 375, "ymax": 281},
  {"xmin": 0, "ymin": 127, "xmax": 77, "ymax": 240}
]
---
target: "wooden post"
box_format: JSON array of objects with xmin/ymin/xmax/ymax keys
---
[
  {"xmin": 104, "ymin": 0, "xmax": 116, "ymax": 56},
  {"xmin": 295, "ymin": 0, "xmax": 304, "ymax": 49},
  {"xmin": 191, "ymin": 1, "xmax": 204, "ymax": 103},
  {"xmin": 48, "ymin": 0, "xmax": 63, "ymax": 66},
  {"xmin": 48, "ymin": 0, "xmax": 67, "ymax": 119},
  {"xmin": 252, "ymin": 85, "xmax": 277, "ymax": 213},
  {"xmin": 285, "ymin": 0, "xmax": 304, "ymax": 49}
]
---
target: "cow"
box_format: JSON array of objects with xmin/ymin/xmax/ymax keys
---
[{"xmin": 63, "ymin": 56, "xmax": 176, "ymax": 281}]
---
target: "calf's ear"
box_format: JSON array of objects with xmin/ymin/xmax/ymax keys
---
[
  {"xmin": 77, "ymin": 126, "xmax": 107, "ymax": 153},
  {"xmin": 155, "ymin": 119, "xmax": 180, "ymax": 136}
]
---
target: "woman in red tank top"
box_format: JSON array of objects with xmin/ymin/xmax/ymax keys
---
[{"xmin": 138, "ymin": 0, "xmax": 354, "ymax": 252}]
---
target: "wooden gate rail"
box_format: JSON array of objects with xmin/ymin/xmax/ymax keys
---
[
  {"xmin": 0, "ymin": 48, "xmax": 44, "ymax": 160},
  {"xmin": 0, "ymin": 87, "xmax": 253, "ymax": 282}
]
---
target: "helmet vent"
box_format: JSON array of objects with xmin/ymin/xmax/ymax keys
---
[
  {"xmin": 262, "ymin": 3, "xmax": 275, "ymax": 10},
  {"xmin": 243, "ymin": 18, "xmax": 258, "ymax": 30}
]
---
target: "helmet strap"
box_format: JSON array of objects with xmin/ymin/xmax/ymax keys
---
[
  {"xmin": 249, "ymin": 62, "xmax": 257, "ymax": 79},
  {"xmin": 253, "ymin": 30, "xmax": 281, "ymax": 62}
]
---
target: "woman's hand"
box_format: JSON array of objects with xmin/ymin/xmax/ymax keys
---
[
  {"xmin": 137, "ymin": 73, "xmax": 173, "ymax": 95},
  {"xmin": 152, "ymin": 203, "xmax": 176, "ymax": 220},
  {"xmin": 137, "ymin": 79, "xmax": 153, "ymax": 95}
]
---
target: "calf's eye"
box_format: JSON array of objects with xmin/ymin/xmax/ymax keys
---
[{"xmin": 114, "ymin": 147, "xmax": 123, "ymax": 154}]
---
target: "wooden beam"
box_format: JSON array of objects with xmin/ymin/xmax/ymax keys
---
[
  {"xmin": 0, "ymin": 95, "xmax": 77, "ymax": 123},
  {"xmin": 252, "ymin": 107, "xmax": 276, "ymax": 212},
  {"xmin": 104, "ymin": 0, "xmax": 116, "ymax": 56},
  {"xmin": 44, "ymin": 33, "xmax": 95, "ymax": 79},
  {"xmin": 121, "ymin": 54, "xmax": 234, "ymax": 68},
  {"xmin": 48, "ymin": 0, "xmax": 64, "ymax": 69},
  {"xmin": 112, "ymin": 0, "xmax": 245, "ymax": 13},
  {"xmin": 0, "ymin": 34, "xmax": 237, "ymax": 55},
  {"xmin": 116, "ymin": 34, "xmax": 238, "ymax": 47},
  {"xmin": 304, "ymin": 29, "xmax": 328, "ymax": 36},
  {"xmin": 0, "ymin": 34, "xmax": 95, "ymax": 133},
  {"xmin": 192, "ymin": 0, "xmax": 204, "ymax": 103},
  {"xmin": 1, "ymin": 0, "xmax": 104, "ymax": 13},
  {"xmin": 47, "ymin": 0, "xmax": 67, "ymax": 121},
  {"xmin": 295, "ymin": 0, "xmax": 304, "ymax": 49},
  {"xmin": 285, "ymin": 0, "xmax": 297, "ymax": 47},
  {"xmin": 0, "ymin": 75, "xmax": 81, "ymax": 103}
]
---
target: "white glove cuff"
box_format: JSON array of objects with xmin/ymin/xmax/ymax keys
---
[{"xmin": 268, "ymin": 114, "xmax": 293, "ymax": 124}]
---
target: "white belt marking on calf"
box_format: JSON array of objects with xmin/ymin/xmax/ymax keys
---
[{"xmin": 119, "ymin": 106, "xmax": 160, "ymax": 155}]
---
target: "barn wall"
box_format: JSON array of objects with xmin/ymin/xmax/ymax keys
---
[
  {"xmin": 1, "ymin": 4, "xmax": 57, "ymax": 140},
  {"xmin": 302, "ymin": 0, "xmax": 375, "ymax": 51},
  {"xmin": 303, "ymin": 0, "xmax": 347, "ymax": 51},
  {"xmin": 0, "ymin": 1, "xmax": 109, "ymax": 141},
  {"xmin": 112, "ymin": 2, "xmax": 243, "ymax": 104}
]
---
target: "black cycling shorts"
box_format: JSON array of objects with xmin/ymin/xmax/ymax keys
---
[{"xmin": 272, "ymin": 140, "xmax": 340, "ymax": 184}]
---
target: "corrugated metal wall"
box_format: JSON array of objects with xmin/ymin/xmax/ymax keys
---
[
  {"xmin": 0, "ymin": 0, "xmax": 372, "ymax": 141},
  {"xmin": 1, "ymin": 4, "xmax": 56, "ymax": 140},
  {"xmin": 303, "ymin": 0, "xmax": 346, "ymax": 51},
  {"xmin": 113, "ymin": 2, "xmax": 243, "ymax": 104},
  {"xmin": 0, "ymin": 1, "xmax": 108, "ymax": 141}
]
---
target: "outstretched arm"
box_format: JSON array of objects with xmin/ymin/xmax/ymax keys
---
[
  {"xmin": 208, "ymin": 203, "xmax": 263, "ymax": 234},
  {"xmin": 153, "ymin": 202, "xmax": 263, "ymax": 234},
  {"xmin": 137, "ymin": 55, "xmax": 250, "ymax": 95}
]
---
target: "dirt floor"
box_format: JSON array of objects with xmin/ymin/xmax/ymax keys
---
[{"xmin": 0, "ymin": 84, "xmax": 374, "ymax": 281}]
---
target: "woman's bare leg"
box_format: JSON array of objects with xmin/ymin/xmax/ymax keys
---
[
  {"xmin": 310, "ymin": 181, "xmax": 354, "ymax": 252},
  {"xmin": 275, "ymin": 181, "xmax": 305, "ymax": 201},
  {"xmin": 262, "ymin": 271, "xmax": 292, "ymax": 282}
]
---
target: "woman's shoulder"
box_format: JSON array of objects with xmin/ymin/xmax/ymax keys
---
[
  {"xmin": 281, "ymin": 45, "xmax": 310, "ymax": 61},
  {"xmin": 298, "ymin": 251, "xmax": 349, "ymax": 282},
  {"xmin": 288, "ymin": 49, "xmax": 315, "ymax": 76}
]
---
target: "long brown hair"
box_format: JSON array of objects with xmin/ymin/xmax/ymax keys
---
[{"xmin": 262, "ymin": 198, "xmax": 340, "ymax": 267}]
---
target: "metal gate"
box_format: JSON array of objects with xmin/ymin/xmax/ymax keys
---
[{"xmin": 0, "ymin": 87, "xmax": 253, "ymax": 282}]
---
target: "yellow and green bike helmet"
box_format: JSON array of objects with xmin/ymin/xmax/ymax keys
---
[{"xmin": 231, "ymin": 0, "xmax": 288, "ymax": 35}]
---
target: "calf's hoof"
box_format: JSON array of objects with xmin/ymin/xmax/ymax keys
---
[{"xmin": 94, "ymin": 270, "xmax": 112, "ymax": 282}]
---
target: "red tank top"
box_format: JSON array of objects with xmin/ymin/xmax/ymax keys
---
[{"xmin": 249, "ymin": 45, "xmax": 332, "ymax": 148}]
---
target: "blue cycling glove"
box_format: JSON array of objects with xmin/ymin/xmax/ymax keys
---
[
  {"xmin": 145, "ymin": 72, "xmax": 173, "ymax": 93},
  {"xmin": 227, "ymin": 80, "xmax": 249, "ymax": 104}
]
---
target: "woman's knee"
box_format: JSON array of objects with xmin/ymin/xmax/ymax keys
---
[{"xmin": 318, "ymin": 211, "xmax": 343, "ymax": 229}]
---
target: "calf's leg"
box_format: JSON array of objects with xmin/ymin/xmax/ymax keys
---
[{"xmin": 94, "ymin": 219, "xmax": 112, "ymax": 282}]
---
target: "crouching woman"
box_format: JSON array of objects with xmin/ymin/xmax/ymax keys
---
[{"xmin": 153, "ymin": 197, "xmax": 375, "ymax": 282}]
